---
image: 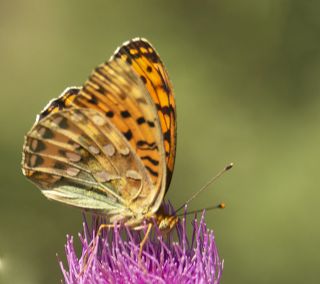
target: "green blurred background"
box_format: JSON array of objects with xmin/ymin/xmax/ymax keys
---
[{"xmin": 1, "ymin": 0, "xmax": 320, "ymax": 283}]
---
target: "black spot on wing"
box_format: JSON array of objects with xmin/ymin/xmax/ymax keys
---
[
  {"xmin": 58, "ymin": 149, "xmax": 66, "ymax": 157},
  {"xmin": 40, "ymin": 127, "xmax": 54, "ymax": 139},
  {"xmin": 58, "ymin": 117, "xmax": 68, "ymax": 129},
  {"xmin": 147, "ymin": 121, "xmax": 155, "ymax": 127},
  {"xmin": 136, "ymin": 117, "xmax": 155, "ymax": 128},
  {"xmin": 126, "ymin": 56, "xmax": 132, "ymax": 65},
  {"xmin": 155, "ymin": 103, "xmax": 161, "ymax": 111},
  {"xmin": 123, "ymin": 129, "xmax": 133, "ymax": 141},
  {"xmin": 163, "ymin": 129, "xmax": 171, "ymax": 143},
  {"xmin": 33, "ymin": 155, "xmax": 44, "ymax": 167},
  {"xmin": 106, "ymin": 111, "xmax": 114, "ymax": 118},
  {"xmin": 114, "ymin": 53, "xmax": 121, "ymax": 59},
  {"xmin": 136, "ymin": 117, "xmax": 146, "ymax": 124},
  {"xmin": 140, "ymin": 75, "xmax": 147, "ymax": 84},
  {"xmin": 161, "ymin": 106, "xmax": 171, "ymax": 115},
  {"xmin": 54, "ymin": 162, "xmax": 65, "ymax": 170},
  {"xmin": 121, "ymin": 110, "xmax": 131, "ymax": 118},
  {"xmin": 31, "ymin": 140, "xmax": 46, "ymax": 152},
  {"xmin": 88, "ymin": 94, "xmax": 98, "ymax": 105},
  {"xmin": 97, "ymin": 85, "xmax": 107, "ymax": 94}
]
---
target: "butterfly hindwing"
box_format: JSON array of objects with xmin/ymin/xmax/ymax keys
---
[{"xmin": 22, "ymin": 106, "xmax": 163, "ymax": 222}]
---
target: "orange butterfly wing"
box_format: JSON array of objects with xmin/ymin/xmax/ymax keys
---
[{"xmin": 112, "ymin": 38, "xmax": 177, "ymax": 192}]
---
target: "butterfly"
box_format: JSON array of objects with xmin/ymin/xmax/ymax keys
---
[{"xmin": 21, "ymin": 38, "xmax": 178, "ymax": 238}]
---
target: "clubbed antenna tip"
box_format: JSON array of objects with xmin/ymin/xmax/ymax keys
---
[
  {"xmin": 225, "ymin": 163, "xmax": 234, "ymax": 171},
  {"xmin": 218, "ymin": 202, "xmax": 226, "ymax": 209}
]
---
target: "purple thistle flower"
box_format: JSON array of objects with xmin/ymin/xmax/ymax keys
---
[{"xmin": 59, "ymin": 204, "xmax": 223, "ymax": 284}]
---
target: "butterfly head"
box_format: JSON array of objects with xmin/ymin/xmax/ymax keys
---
[{"xmin": 155, "ymin": 213, "xmax": 179, "ymax": 234}]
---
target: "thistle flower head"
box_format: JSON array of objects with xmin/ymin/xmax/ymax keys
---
[{"xmin": 59, "ymin": 203, "xmax": 223, "ymax": 284}]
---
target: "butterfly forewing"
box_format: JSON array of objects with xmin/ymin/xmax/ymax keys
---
[
  {"xmin": 112, "ymin": 38, "xmax": 177, "ymax": 191},
  {"xmin": 37, "ymin": 87, "xmax": 80, "ymax": 121}
]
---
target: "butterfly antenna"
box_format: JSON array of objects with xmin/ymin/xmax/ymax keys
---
[
  {"xmin": 175, "ymin": 163, "xmax": 233, "ymax": 214},
  {"xmin": 177, "ymin": 202, "xmax": 226, "ymax": 217}
]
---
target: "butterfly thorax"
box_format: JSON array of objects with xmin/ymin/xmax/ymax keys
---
[{"xmin": 116, "ymin": 209, "xmax": 178, "ymax": 234}]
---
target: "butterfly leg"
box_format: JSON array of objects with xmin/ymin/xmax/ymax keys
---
[
  {"xmin": 80, "ymin": 223, "xmax": 116, "ymax": 277},
  {"xmin": 138, "ymin": 223, "xmax": 153, "ymax": 263},
  {"xmin": 97, "ymin": 223, "xmax": 115, "ymax": 237}
]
